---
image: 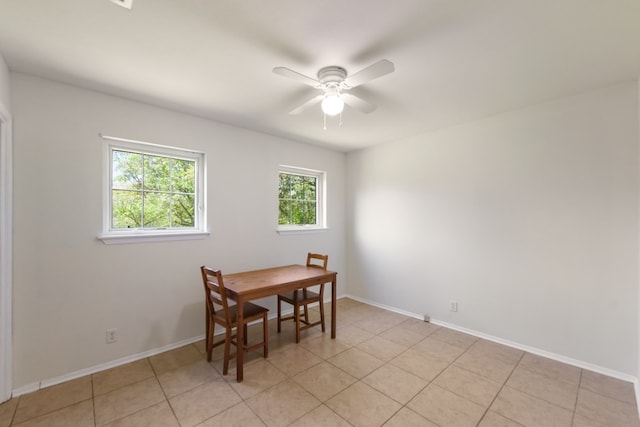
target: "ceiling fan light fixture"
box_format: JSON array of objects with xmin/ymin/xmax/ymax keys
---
[{"xmin": 321, "ymin": 93, "xmax": 344, "ymax": 116}]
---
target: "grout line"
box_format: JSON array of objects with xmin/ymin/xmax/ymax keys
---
[{"xmin": 474, "ymin": 346, "xmax": 525, "ymax": 426}]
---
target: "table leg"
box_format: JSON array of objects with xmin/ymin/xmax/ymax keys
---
[
  {"xmin": 331, "ymin": 279, "xmax": 336, "ymax": 338},
  {"xmin": 236, "ymin": 298, "xmax": 244, "ymax": 382}
]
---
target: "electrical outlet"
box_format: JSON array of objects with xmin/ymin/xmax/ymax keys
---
[
  {"xmin": 449, "ymin": 301, "xmax": 458, "ymax": 312},
  {"xmin": 106, "ymin": 328, "xmax": 117, "ymax": 344}
]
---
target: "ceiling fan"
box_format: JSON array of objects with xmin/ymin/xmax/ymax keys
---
[{"xmin": 272, "ymin": 59, "xmax": 395, "ymax": 126}]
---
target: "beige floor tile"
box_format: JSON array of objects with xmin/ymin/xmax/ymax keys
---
[
  {"xmin": 396, "ymin": 318, "xmax": 441, "ymax": 337},
  {"xmin": 454, "ymin": 350, "xmax": 517, "ymax": 384},
  {"xmin": 413, "ymin": 336, "xmax": 467, "ymax": 363},
  {"xmin": 362, "ymin": 364, "xmax": 428, "ymax": 404},
  {"xmin": 335, "ymin": 325, "xmax": 375, "ymax": 346},
  {"xmin": 0, "ymin": 398, "xmax": 18, "ymax": 427},
  {"xmin": 102, "ymin": 401, "xmax": 179, "ymax": 427},
  {"xmin": 390, "ymin": 348, "xmax": 449, "ymax": 381},
  {"xmin": 408, "ymin": 383, "xmax": 485, "ymax": 427},
  {"xmin": 433, "ymin": 365, "xmax": 502, "ymax": 407},
  {"xmin": 246, "ymin": 379, "xmax": 320, "ymax": 427},
  {"xmin": 158, "ymin": 359, "xmax": 221, "ymax": 398},
  {"xmin": 506, "ymin": 365, "xmax": 578, "ymax": 410},
  {"xmin": 574, "ymin": 388, "xmax": 640, "ymax": 427},
  {"xmin": 478, "ymin": 410, "xmax": 524, "ymax": 426},
  {"xmin": 227, "ymin": 360, "xmax": 288, "ymax": 400},
  {"xmin": 13, "ymin": 376, "xmax": 92, "ymax": 424},
  {"xmin": 197, "ymin": 402, "xmax": 266, "ymax": 427},
  {"xmin": 12, "ymin": 400, "xmax": 93, "ymax": 427},
  {"xmin": 326, "ymin": 382, "xmax": 402, "ymax": 427},
  {"xmin": 299, "ymin": 334, "xmax": 351, "ymax": 360},
  {"xmin": 430, "ymin": 328, "xmax": 478, "ymax": 349},
  {"xmin": 517, "ymin": 353, "xmax": 581, "ymax": 386},
  {"xmin": 6, "ymin": 300, "xmax": 640, "ymax": 427},
  {"xmin": 336, "ymin": 297, "xmax": 364, "ymax": 310},
  {"xmin": 94, "ymin": 377, "xmax": 166, "ymax": 426},
  {"xmin": 292, "ymin": 362, "xmax": 357, "ymax": 402},
  {"xmin": 354, "ymin": 311, "xmax": 407, "ymax": 335},
  {"xmin": 356, "ymin": 336, "xmax": 407, "ymax": 361},
  {"xmin": 490, "ymin": 386, "xmax": 573, "ymax": 427},
  {"xmin": 288, "ymin": 404, "xmax": 351, "ymax": 427},
  {"xmin": 149, "ymin": 344, "xmax": 203, "ymax": 375},
  {"xmin": 327, "ymin": 347, "xmax": 385, "ymax": 379},
  {"xmin": 378, "ymin": 325, "xmax": 426, "ymax": 347},
  {"xmin": 571, "ymin": 413, "xmax": 609, "ymax": 427},
  {"xmin": 92, "ymin": 359, "xmax": 155, "ymax": 396},
  {"xmin": 470, "ymin": 340, "xmax": 524, "ymax": 364},
  {"xmin": 383, "ymin": 407, "xmax": 438, "ymax": 427},
  {"xmin": 580, "ymin": 369, "xmax": 637, "ymax": 405},
  {"xmin": 267, "ymin": 344, "xmax": 322, "ymax": 376},
  {"xmin": 169, "ymin": 378, "xmax": 241, "ymax": 427}
]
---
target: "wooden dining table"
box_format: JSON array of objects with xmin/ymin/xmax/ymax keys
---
[{"xmin": 224, "ymin": 264, "xmax": 338, "ymax": 382}]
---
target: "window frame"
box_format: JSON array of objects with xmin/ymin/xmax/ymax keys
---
[
  {"xmin": 98, "ymin": 135, "xmax": 208, "ymax": 244},
  {"xmin": 277, "ymin": 165, "xmax": 327, "ymax": 233}
]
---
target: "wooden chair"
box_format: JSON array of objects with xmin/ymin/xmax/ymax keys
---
[
  {"xmin": 277, "ymin": 253, "xmax": 328, "ymax": 343},
  {"xmin": 200, "ymin": 266, "xmax": 269, "ymax": 375}
]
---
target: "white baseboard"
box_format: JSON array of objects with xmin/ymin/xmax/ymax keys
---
[
  {"xmin": 12, "ymin": 335, "xmax": 204, "ymax": 397},
  {"xmin": 344, "ymin": 293, "xmax": 638, "ymax": 384}
]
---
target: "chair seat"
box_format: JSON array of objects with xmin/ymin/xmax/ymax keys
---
[
  {"xmin": 278, "ymin": 289, "xmax": 320, "ymax": 305},
  {"xmin": 214, "ymin": 302, "xmax": 269, "ymax": 325}
]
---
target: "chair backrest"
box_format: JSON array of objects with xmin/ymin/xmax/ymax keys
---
[
  {"xmin": 306, "ymin": 253, "xmax": 328, "ymax": 270},
  {"xmin": 200, "ymin": 266, "xmax": 231, "ymax": 325}
]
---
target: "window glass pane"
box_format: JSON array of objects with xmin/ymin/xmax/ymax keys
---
[
  {"xmin": 113, "ymin": 151, "xmax": 143, "ymax": 190},
  {"xmin": 302, "ymin": 176, "xmax": 316, "ymax": 201},
  {"xmin": 303, "ymin": 201, "xmax": 316, "ymax": 224},
  {"xmin": 144, "ymin": 155, "xmax": 171, "ymax": 192},
  {"xmin": 171, "ymin": 159, "xmax": 195, "ymax": 193},
  {"xmin": 279, "ymin": 200, "xmax": 291, "ymax": 224},
  {"xmin": 112, "ymin": 190, "xmax": 142, "ymax": 228},
  {"xmin": 171, "ymin": 194, "xmax": 195, "ymax": 227},
  {"xmin": 143, "ymin": 193, "xmax": 170, "ymax": 228},
  {"xmin": 279, "ymin": 174, "xmax": 291, "ymax": 199}
]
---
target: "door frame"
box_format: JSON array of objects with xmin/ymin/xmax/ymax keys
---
[{"xmin": 0, "ymin": 101, "xmax": 12, "ymax": 402}]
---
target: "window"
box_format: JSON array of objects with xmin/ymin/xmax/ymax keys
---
[
  {"xmin": 278, "ymin": 166, "xmax": 326, "ymax": 232},
  {"xmin": 99, "ymin": 136, "xmax": 207, "ymax": 244}
]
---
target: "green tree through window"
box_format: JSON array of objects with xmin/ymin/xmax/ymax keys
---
[
  {"xmin": 279, "ymin": 171, "xmax": 318, "ymax": 226},
  {"xmin": 112, "ymin": 149, "xmax": 196, "ymax": 229}
]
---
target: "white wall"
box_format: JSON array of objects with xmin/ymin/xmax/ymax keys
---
[
  {"xmin": 0, "ymin": 55, "xmax": 8, "ymax": 109},
  {"xmin": 347, "ymin": 82, "xmax": 639, "ymax": 376},
  {"xmin": 10, "ymin": 73, "xmax": 346, "ymax": 389}
]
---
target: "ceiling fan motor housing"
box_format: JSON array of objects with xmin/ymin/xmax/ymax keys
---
[{"xmin": 318, "ymin": 66, "xmax": 347, "ymax": 86}]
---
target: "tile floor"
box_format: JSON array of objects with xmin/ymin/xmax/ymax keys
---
[{"xmin": 0, "ymin": 297, "xmax": 638, "ymax": 426}]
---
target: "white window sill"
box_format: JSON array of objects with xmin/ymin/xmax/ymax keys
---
[
  {"xmin": 277, "ymin": 226, "xmax": 329, "ymax": 235},
  {"xmin": 98, "ymin": 230, "xmax": 210, "ymax": 245}
]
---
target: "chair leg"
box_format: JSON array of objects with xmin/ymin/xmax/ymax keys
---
[
  {"xmin": 303, "ymin": 303, "xmax": 310, "ymax": 324},
  {"xmin": 262, "ymin": 314, "xmax": 269, "ymax": 358},
  {"xmin": 294, "ymin": 303, "xmax": 301, "ymax": 343},
  {"xmin": 319, "ymin": 299, "xmax": 326, "ymax": 333},
  {"xmin": 206, "ymin": 320, "xmax": 214, "ymax": 362},
  {"xmin": 223, "ymin": 328, "xmax": 232, "ymax": 375},
  {"xmin": 277, "ymin": 297, "xmax": 282, "ymax": 333}
]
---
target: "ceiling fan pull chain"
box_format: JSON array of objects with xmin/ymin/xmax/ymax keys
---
[
  {"xmin": 339, "ymin": 111, "xmax": 343, "ymax": 127},
  {"xmin": 323, "ymin": 113, "xmax": 327, "ymax": 130}
]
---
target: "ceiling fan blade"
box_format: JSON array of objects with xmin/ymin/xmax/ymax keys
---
[
  {"xmin": 342, "ymin": 93, "xmax": 376, "ymax": 114},
  {"xmin": 273, "ymin": 67, "xmax": 321, "ymax": 88},
  {"xmin": 343, "ymin": 59, "xmax": 395, "ymax": 88},
  {"xmin": 289, "ymin": 94, "xmax": 324, "ymax": 115}
]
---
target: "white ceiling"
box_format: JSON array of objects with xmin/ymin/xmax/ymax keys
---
[{"xmin": 1, "ymin": 0, "xmax": 640, "ymax": 151}]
